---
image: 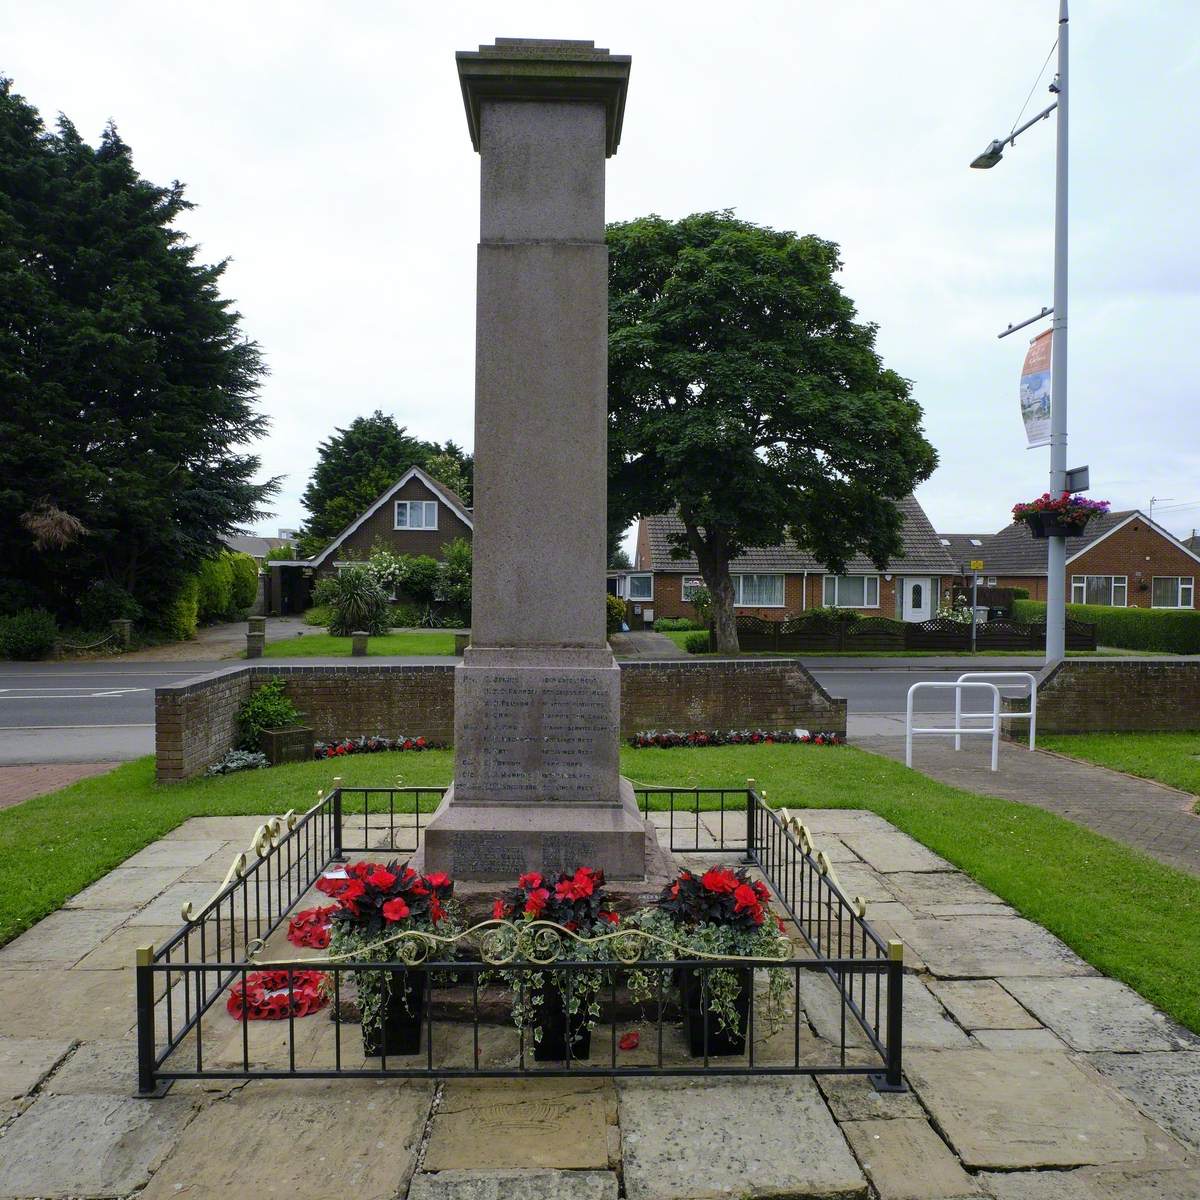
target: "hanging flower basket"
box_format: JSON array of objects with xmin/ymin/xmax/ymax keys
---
[{"xmin": 1012, "ymin": 493, "xmax": 1109, "ymax": 540}]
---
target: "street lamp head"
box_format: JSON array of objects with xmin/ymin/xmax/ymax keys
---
[{"xmin": 970, "ymin": 139, "xmax": 1006, "ymax": 169}]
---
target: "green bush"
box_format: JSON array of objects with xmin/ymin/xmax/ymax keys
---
[
  {"xmin": 1012, "ymin": 599, "xmax": 1200, "ymax": 654},
  {"xmin": 389, "ymin": 603, "xmax": 423, "ymax": 628},
  {"xmin": 303, "ymin": 605, "xmax": 332, "ymax": 627},
  {"xmin": 683, "ymin": 630, "xmax": 711, "ymax": 653},
  {"xmin": 654, "ymin": 616, "xmax": 704, "ymax": 632},
  {"xmin": 606, "ymin": 593, "xmax": 627, "ymax": 634},
  {"xmin": 804, "ymin": 605, "xmax": 861, "ymax": 628},
  {"xmin": 162, "ymin": 577, "xmax": 200, "ymax": 640},
  {"xmin": 439, "ymin": 538, "xmax": 472, "ymax": 610},
  {"xmin": 196, "ymin": 554, "xmax": 235, "ymax": 623},
  {"xmin": 321, "ymin": 564, "xmax": 391, "ymax": 636},
  {"xmin": 228, "ymin": 552, "xmax": 259, "ymax": 613},
  {"xmin": 1012, "ymin": 587, "xmax": 1030, "ymax": 600},
  {"xmin": 0, "ymin": 609, "xmax": 58, "ymax": 660},
  {"xmin": 78, "ymin": 581, "xmax": 141, "ymax": 631},
  {"xmin": 689, "ymin": 585, "xmax": 712, "ymax": 623},
  {"xmin": 237, "ymin": 677, "xmax": 302, "ymax": 750}
]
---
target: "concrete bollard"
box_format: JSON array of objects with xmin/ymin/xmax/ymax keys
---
[
  {"xmin": 245, "ymin": 632, "xmax": 265, "ymax": 659},
  {"xmin": 454, "ymin": 632, "xmax": 470, "ymax": 656},
  {"xmin": 351, "ymin": 631, "xmax": 369, "ymax": 657},
  {"xmin": 110, "ymin": 618, "xmax": 133, "ymax": 649}
]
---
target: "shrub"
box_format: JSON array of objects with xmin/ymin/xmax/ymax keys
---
[
  {"xmin": 683, "ymin": 631, "xmax": 711, "ymax": 653},
  {"xmin": 0, "ymin": 579, "xmax": 43, "ymax": 617},
  {"xmin": 0, "ymin": 609, "xmax": 58, "ymax": 660},
  {"xmin": 1012, "ymin": 587, "xmax": 1030, "ymax": 600},
  {"xmin": 1012, "ymin": 599, "xmax": 1200, "ymax": 654},
  {"xmin": 439, "ymin": 538, "xmax": 472, "ymax": 610},
  {"xmin": 689, "ymin": 585, "xmax": 712, "ymax": 623},
  {"xmin": 162, "ymin": 577, "xmax": 200, "ymax": 640},
  {"xmin": 368, "ymin": 548, "xmax": 441, "ymax": 604},
  {"xmin": 389, "ymin": 602, "xmax": 423, "ymax": 628},
  {"xmin": 196, "ymin": 554, "xmax": 235, "ymax": 623},
  {"xmin": 303, "ymin": 604, "xmax": 332, "ymax": 627},
  {"xmin": 323, "ymin": 564, "xmax": 391, "ymax": 636},
  {"xmin": 228, "ymin": 552, "xmax": 259, "ymax": 613},
  {"xmin": 606, "ymin": 593, "xmax": 627, "ymax": 634},
  {"xmin": 78, "ymin": 581, "xmax": 141, "ymax": 631},
  {"xmin": 654, "ymin": 617, "xmax": 703, "ymax": 632},
  {"xmin": 804, "ymin": 605, "xmax": 861, "ymax": 627},
  {"xmin": 237, "ymin": 677, "xmax": 302, "ymax": 750}
]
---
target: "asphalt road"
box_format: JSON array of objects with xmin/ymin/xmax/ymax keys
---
[{"xmin": 0, "ymin": 655, "xmax": 1047, "ymax": 765}]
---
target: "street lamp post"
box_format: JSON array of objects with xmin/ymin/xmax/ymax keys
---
[{"xmin": 973, "ymin": 0, "xmax": 1070, "ymax": 664}]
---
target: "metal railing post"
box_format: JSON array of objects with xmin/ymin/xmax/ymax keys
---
[
  {"xmin": 871, "ymin": 939, "xmax": 906, "ymax": 1092},
  {"xmin": 135, "ymin": 944, "xmax": 159, "ymax": 1096},
  {"xmin": 745, "ymin": 779, "xmax": 757, "ymax": 865},
  {"xmin": 331, "ymin": 779, "xmax": 344, "ymax": 861}
]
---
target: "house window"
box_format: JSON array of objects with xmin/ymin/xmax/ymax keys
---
[
  {"xmin": 1152, "ymin": 577, "xmax": 1195, "ymax": 608},
  {"xmin": 733, "ymin": 574, "xmax": 785, "ymax": 607},
  {"xmin": 681, "ymin": 576, "xmax": 705, "ymax": 602},
  {"xmin": 986, "ymin": 576, "xmax": 997, "ymax": 587},
  {"xmin": 823, "ymin": 575, "xmax": 880, "ymax": 608},
  {"xmin": 627, "ymin": 573, "xmax": 653, "ymax": 601},
  {"xmin": 1071, "ymin": 575, "xmax": 1127, "ymax": 606},
  {"xmin": 395, "ymin": 500, "xmax": 438, "ymax": 530}
]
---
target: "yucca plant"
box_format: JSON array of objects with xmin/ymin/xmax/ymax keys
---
[{"xmin": 321, "ymin": 564, "xmax": 391, "ymax": 636}]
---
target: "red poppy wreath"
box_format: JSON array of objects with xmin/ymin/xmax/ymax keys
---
[{"xmin": 226, "ymin": 969, "xmax": 328, "ymax": 1021}]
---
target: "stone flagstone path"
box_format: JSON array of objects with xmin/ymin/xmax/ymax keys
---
[{"xmin": 1, "ymin": 810, "xmax": 1199, "ymax": 1198}]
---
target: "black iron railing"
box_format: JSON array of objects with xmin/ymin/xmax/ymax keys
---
[{"xmin": 135, "ymin": 784, "xmax": 903, "ymax": 1094}]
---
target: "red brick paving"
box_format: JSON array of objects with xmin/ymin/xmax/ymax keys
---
[{"xmin": 0, "ymin": 762, "xmax": 120, "ymax": 810}]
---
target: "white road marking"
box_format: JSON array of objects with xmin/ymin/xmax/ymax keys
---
[
  {"xmin": 0, "ymin": 687, "xmax": 146, "ymax": 700},
  {"xmin": 0, "ymin": 723, "xmax": 154, "ymax": 730}
]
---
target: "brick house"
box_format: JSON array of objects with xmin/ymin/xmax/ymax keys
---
[
  {"xmin": 627, "ymin": 496, "xmax": 957, "ymax": 626},
  {"xmin": 266, "ymin": 466, "xmax": 472, "ymax": 615},
  {"xmin": 939, "ymin": 510, "xmax": 1200, "ymax": 609}
]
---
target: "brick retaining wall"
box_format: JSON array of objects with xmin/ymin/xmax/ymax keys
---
[
  {"xmin": 1019, "ymin": 658, "xmax": 1200, "ymax": 732},
  {"xmin": 156, "ymin": 659, "xmax": 847, "ymax": 782}
]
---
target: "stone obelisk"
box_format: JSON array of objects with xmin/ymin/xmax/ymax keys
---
[{"xmin": 421, "ymin": 39, "xmax": 647, "ymax": 879}]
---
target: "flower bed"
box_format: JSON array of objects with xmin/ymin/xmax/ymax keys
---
[
  {"xmin": 314, "ymin": 734, "xmax": 445, "ymax": 759},
  {"xmin": 628, "ymin": 728, "xmax": 842, "ymax": 749}
]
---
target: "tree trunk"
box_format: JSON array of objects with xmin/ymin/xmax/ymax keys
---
[{"xmin": 685, "ymin": 522, "xmax": 740, "ymax": 654}]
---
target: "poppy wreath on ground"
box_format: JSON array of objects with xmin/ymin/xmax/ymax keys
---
[
  {"xmin": 226, "ymin": 969, "xmax": 328, "ymax": 1020},
  {"xmin": 287, "ymin": 904, "xmax": 336, "ymax": 949},
  {"xmin": 628, "ymin": 728, "xmax": 843, "ymax": 749},
  {"xmin": 313, "ymin": 734, "xmax": 445, "ymax": 760}
]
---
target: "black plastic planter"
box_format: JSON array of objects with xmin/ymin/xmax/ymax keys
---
[
  {"xmin": 361, "ymin": 969, "xmax": 425, "ymax": 1057},
  {"xmin": 532, "ymin": 985, "xmax": 592, "ymax": 1061},
  {"xmin": 1026, "ymin": 512, "xmax": 1089, "ymax": 539},
  {"xmin": 681, "ymin": 967, "xmax": 751, "ymax": 1057}
]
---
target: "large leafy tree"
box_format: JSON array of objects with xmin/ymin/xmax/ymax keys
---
[
  {"xmin": 298, "ymin": 412, "xmax": 472, "ymax": 556},
  {"xmin": 0, "ymin": 78, "xmax": 277, "ymax": 620},
  {"xmin": 608, "ymin": 212, "xmax": 937, "ymax": 652}
]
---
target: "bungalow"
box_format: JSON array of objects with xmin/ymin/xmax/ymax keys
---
[
  {"xmin": 938, "ymin": 510, "xmax": 1200, "ymax": 610},
  {"xmin": 628, "ymin": 496, "xmax": 958, "ymax": 626},
  {"xmin": 265, "ymin": 465, "xmax": 472, "ymax": 615}
]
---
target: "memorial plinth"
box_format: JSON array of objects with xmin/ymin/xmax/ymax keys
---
[{"xmin": 421, "ymin": 39, "xmax": 648, "ymax": 880}]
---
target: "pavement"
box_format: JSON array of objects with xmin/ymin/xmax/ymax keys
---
[
  {"xmin": 2, "ymin": 809, "xmax": 1199, "ymax": 1199},
  {"xmin": 0, "ymin": 762, "xmax": 121, "ymax": 810}
]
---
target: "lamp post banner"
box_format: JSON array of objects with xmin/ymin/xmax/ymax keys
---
[{"xmin": 1020, "ymin": 329, "xmax": 1052, "ymax": 448}]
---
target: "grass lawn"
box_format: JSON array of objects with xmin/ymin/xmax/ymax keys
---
[
  {"xmin": 1040, "ymin": 732, "xmax": 1200, "ymax": 804},
  {"xmin": 260, "ymin": 631, "xmax": 457, "ymax": 657},
  {"xmin": 5, "ymin": 744, "xmax": 1199, "ymax": 1033}
]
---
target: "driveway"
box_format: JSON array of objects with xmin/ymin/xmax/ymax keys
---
[{"xmin": 108, "ymin": 615, "xmax": 307, "ymax": 661}]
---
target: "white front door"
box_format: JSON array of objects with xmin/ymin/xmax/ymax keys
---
[{"xmin": 904, "ymin": 577, "xmax": 932, "ymax": 622}]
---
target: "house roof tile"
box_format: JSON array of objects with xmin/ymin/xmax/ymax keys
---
[{"xmin": 643, "ymin": 495, "xmax": 957, "ymax": 575}]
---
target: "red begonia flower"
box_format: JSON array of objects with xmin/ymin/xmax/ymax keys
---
[
  {"xmin": 701, "ymin": 867, "xmax": 739, "ymax": 894},
  {"xmin": 524, "ymin": 887, "xmax": 550, "ymax": 916},
  {"xmin": 366, "ymin": 868, "xmax": 397, "ymax": 890},
  {"xmin": 382, "ymin": 897, "xmax": 410, "ymax": 922}
]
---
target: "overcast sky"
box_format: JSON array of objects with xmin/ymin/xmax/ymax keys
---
[{"xmin": 5, "ymin": 1, "xmax": 1199, "ymax": 548}]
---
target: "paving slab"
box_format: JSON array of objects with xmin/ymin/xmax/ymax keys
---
[
  {"xmin": 125, "ymin": 879, "xmax": 229, "ymax": 926},
  {"xmin": 895, "ymin": 976, "xmax": 973, "ymax": 1049},
  {"xmin": 815, "ymin": 1073, "xmax": 927, "ymax": 1122},
  {"xmin": 926, "ymin": 979, "xmax": 1042, "ymax": 1030},
  {"xmin": 0, "ymin": 908, "xmax": 127, "ymax": 965},
  {"xmin": 0, "ymin": 967, "xmax": 135, "ymax": 1039},
  {"xmin": 64, "ymin": 865, "xmax": 188, "ymax": 911},
  {"xmin": 163, "ymin": 815, "xmax": 273, "ymax": 841},
  {"xmin": 1000, "ymin": 977, "xmax": 1198, "ymax": 1053},
  {"xmin": 139, "ymin": 1078, "xmax": 432, "ymax": 1199},
  {"xmin": 72, "ymin": 923, "xmax": 180, "ymax": 970},
  {"xmin": 841, "ymin": 1118, "xmax": 981, "ymax": 1199},
  {"xmin": 907, "ymin": 1049, "xmax": 1154, "ymax": 1169},
  {"xmin": 979, "ymin": 1166, "xmax": 1200, "ymax": 1199},
  {"xmin": 0, "ymin": 1036, "xmax": 74, "ymax": 1099},
  {"xmin": 408, "ymin": 1170, "xmax": 619, "ymax": 1200},
  {"xmin": 0, "ymin": 1092, "xmax": 198, "ymax": 1199},
  {"xmin": 883, "ymin": 872, "xmax": 1010, "ymax": 916},
  {"xmin": 1088, "ymin": 1051, "xmax": 1200, "ymax": 1150},
  {"xmin": 835, "ymin": 829, "xmax": 951, "ymax": 874},
  {"xmin": 887, "ymin": 915, "xmax": 1095, "ymax": 979},
  {"xmin": 423, "ymin": 1079, "xmax": 613, "ymax": 1172},
  {"xmin": 619, "ymin": 1076, "xmax": 867, "ymax": 1200},
  {"xmin": 823, "ymin": 862, "xmax": 898, "ymax": 903},
  {"xmin": 970, "ymin": 1028, "xmax": 1066, "ymax": 1051},
  {"xmin": 120, "ymin": 837, "xmax": 231, "ymax": 870}
]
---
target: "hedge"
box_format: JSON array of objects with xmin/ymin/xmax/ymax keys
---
[{"xmin": 1012, "ymin": 599, "xmax": 1200, "ymax": 654}]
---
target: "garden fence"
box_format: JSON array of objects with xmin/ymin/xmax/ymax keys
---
[{"xmin": 135, "ymin": 784, "xmax": 904, "ymax": 1094}]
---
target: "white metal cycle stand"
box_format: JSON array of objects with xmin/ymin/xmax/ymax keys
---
[
  {"xmin": 906, "ymin": 681, "xmax": 1001, "ymax": 772},
  {"xmin": 955, "ymin": 671, "xmax": 1038, "ymax": 752}
]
